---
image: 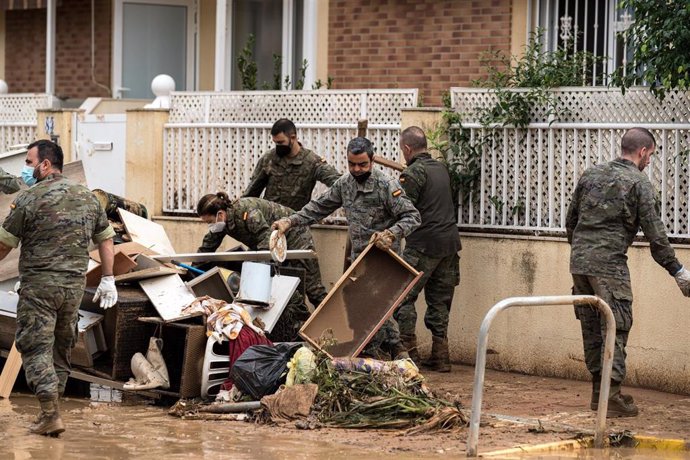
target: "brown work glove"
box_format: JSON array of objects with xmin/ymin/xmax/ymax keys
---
[
  {"xmin": 369, "ymin": 229, "xmax": 395, "ymax": 251},
  {"xmin": 271, "ymin": 218, "xmax": 292, "ymax": 236}
]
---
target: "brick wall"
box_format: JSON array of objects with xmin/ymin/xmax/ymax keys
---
[
  {"xmin": 328, "ymin": 0, "xmax": 512, "ymax": 107},
  {"xmin": 5, "ymin": 0, "xmax": 111, "ymax": 99}
]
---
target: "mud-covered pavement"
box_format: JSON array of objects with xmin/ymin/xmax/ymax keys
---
[{"xmin": 2, "ymin": 365, "xmax": 690, "ymax": 459}]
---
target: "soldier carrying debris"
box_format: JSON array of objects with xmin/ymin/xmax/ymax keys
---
[
  {"xmin": 196, "ymin": 193, "xmax": 328, "ymax": 340},
  {"xmin": 272, "ymin": 136, "xmax": 421, "ymax": 359},
  {"xmin": 243, "ymin": 118, "xmax": 342, "ymax": 213},
  {"xmin": 566, "ymin": 127, "xmax": 690, "ymax": 417},
  {"xmin": 0, "ymin": 140, "xmax": 117, "ymax": 436}
]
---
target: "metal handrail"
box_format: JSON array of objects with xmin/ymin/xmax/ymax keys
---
[{"xmin": 466, "ymin": 295, "xmax": 616, "ymax": 457}]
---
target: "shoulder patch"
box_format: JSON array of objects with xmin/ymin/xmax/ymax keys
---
[
  {"xmin": 392, "ymin": 189, "xmax": 402, "ymax": 197},
  {"xmin": 399, "ymin": 177, "xmax": 406, "ymax": 183},
  {"xmin": 10, "ymin": 203, "xmax": 15, "ymax": 209},
  {"xmin": 242, "ymin": 211, "xmax": 248, "ymax": 221}
]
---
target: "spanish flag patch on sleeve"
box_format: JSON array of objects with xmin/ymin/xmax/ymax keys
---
[
  {"xmin": 392, "ymin": 189, "xmax": 402, "ymax": 197},
  {"xmin": 399, "ymin": 177, "xmax": 406, "ymax": 183},
  {"xmin": 10, "ymin": 203, "xmax": 16, "ymax": 209},
  {"xmin": 242, "ymin": 211, "xmax": 248, "ymax": 221}
]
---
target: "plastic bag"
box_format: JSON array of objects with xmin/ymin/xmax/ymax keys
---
[
  {"xmin": 230, "ymin": 342, "xmax": 302, "ymax": 399},
  {"xmin": 285, "ymin": 346, "xmax": 316, "ymax": 386}
]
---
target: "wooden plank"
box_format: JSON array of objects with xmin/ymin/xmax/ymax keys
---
[
  {"xmin": 0, "ymin": 161, "xmax": 87, "ymax": 282},
  {"xmin": 373, "ymin": 155, "xmax": 405, "ymax": 172},
  {"xmin": 85, "ymin": 251, "xmax": 138, "ymax": 287},
  {"xmin": 118, "ymin": 208, "xmax": 176, "ymax": 256},
  {"xmin": 299, "ymin": 244, "xmax": 422, "ymax": 358},
  {"xmin": 89, "ymin": 241, "xmax": 159, "ymax": 263},
  {"xmin": 138, "ymin": 274, "xmax": 197, "ymax": 322},
  {"xmin": 0, "ymin": 342, "xmax": 22, "ymax": 398},
  {"xmin": 151, "ymin": 249, "xmax": 317, "ymax": 263}
]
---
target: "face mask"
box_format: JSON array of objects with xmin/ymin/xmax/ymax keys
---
[
  {"xmin": 21, "ymin": 165, "xmax": 37, "ymax": 186},
  {"xmin": 208, "ymin": 221, "xmax": 226, "ymax": 233},
  {"xmin": 351, "ymin": 171, "xmax": 371, "ymax": 184},
  {"xmin": 275, "ymin": 142, "xmax": 292, "ymax": 158}
]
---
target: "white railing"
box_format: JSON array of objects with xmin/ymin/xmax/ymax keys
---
[
  {"xmin": 451, "ymin": 87, "xmax": 690, "ymax": 238},
  {"xmin": 0, "ymin": 94, "xmax": 54, "ymax": 154},
  {"xmin": 163, "ymin": 90, "xmax": 418, "ymax": 214}
]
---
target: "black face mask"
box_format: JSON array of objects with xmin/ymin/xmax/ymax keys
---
[
  {"xmin": 275, "ymin": 142, "xmax": 292, "ymax": 158},
  {"xmin": 352, "ymin": 171, "xmax": 371, "ymax": 184}
]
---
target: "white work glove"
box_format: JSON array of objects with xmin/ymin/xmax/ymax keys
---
[
  {"xmin": 674, "ymin": 267, "xmax": 690, "ymax": 297},
  {"xmin": 271, "ymin": 218, "xmax": 292, "ymax": 236},
  {"xmin": 93, "ymin": 275, "xmax": 118, "ymax": 309}
]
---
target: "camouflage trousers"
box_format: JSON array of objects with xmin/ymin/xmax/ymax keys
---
[
  {"xmin": 395, "ymin": 247, "xmax": 460, "ymax": 338},
  {"xmin": 572, "ymin": 274, "xmax": 633, "ymax": 383},
  {"xmin": 288, "ymin": 258, "xmax": 328, "ymax": 307},
  {"xmin": 92, "ymin": 189, "xmax": 149, "ymax": 220},
  {"xmin": 362, "ymin": 317, "xmax": 403, "ymax": 359},
  {"xmin": 15, "ymin": 283, "xmax": 84, "ymax": 402}
]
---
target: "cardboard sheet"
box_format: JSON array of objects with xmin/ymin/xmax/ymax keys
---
[
  {"xmin": 299, "ymin": 244, "xmax": 422, "ymax": 358},
  {"xmin": 118, "ymin": 208, "xmax": 176, "ymax": 256}
]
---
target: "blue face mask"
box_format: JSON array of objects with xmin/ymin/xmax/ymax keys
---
[{"xmin": 21, "ymin": 165, "xmax": 37, "ymax": 186}]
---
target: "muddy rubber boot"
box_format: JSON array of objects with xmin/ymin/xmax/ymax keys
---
[
  {"xmin": 400, "ymin": 334, "xmax": 419, "ymax": 363},
  {"xmin": 606, "ymin": 384, "xmax": 639, "ymax": 418},
  {"xmin": 590, "ymin": 376, "xmax": 634, "ymax": 410},
  {"xmin": 29, "ymin": 400, "xmax": 65, "ymax": 436},
  {"xmin": 422, "ymin": 336, "xmax": 451, "ymax": 372}
]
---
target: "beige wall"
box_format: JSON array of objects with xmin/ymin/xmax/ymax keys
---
[
  {"xmin": 156, "ymin": 214, "xmax": 690, "ymax": 395},
  {"xmin": 0, "ymin": 10, "xmax": 5, "ymax": 80},
  {"xmin": 316, "ymin": 1, "xmax": 329, "ymax": 83},
  {"xmin": 511, "ymin": 0, "xmax": 529, "ymax": 58},
  {"xmin": 198, "ymin": 0, "xmax": 216, "ymax": 91}
]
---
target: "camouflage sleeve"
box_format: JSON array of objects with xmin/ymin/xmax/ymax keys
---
[
  {"xmin": 92, "ymin": 198, "xmax": 116, "ymax": 243},
  {"xmin": 565, "ymin": 183, "xmax": 581, "ymax": 244},
  {"xmin": 636, "ymin": 180, "xmax": 682, "ymax": 276},
  {"xmin": 314, "ymin": 159, "xmax": 342, "ymax": 187},
  {"xmin": 243, "ymin": 155, "xmax": 268, "ymax": 198},
  {"xmin": 0, "ymin": 168, "xmax": 20, "ymax": 194},
  {"xmin": 399, "ymin": 165, "xmax": 425, "ymax": 206},
  {"xmin": 289, "ymin": 178, "xmax": 344, "ymax": 227},
  {"xmin": 245, "ymin": 209, "xmax": 272, "ymax": 250},
  {"xmin": 0, "ymin": 196, "xmax": 27, "ymax": 248},
  {"xmin": 384, "ymin": 180, "xmax": 421, "ymax": 240},
  {"xmin": 197, "ymin": 230, "xmax": 224, "ymax": 253}
]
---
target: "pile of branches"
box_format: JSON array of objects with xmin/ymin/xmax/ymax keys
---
[{"xmin": 310, "ymin": 353, "xmax": 468, "ymax": 432}]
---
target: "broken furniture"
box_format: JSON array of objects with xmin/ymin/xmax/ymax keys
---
[
  {"xmin": 186, "ymin": 267, "xmax": 236, "ymax": 303},
  {"xmin": 139, "ymin": 274, "xmax": 198, "ymax": 322},
  {"xmin": 300, "ymin": 244, "xmax": 422, "ymax": 358},
  {"xmin": 200, "ymin": 338, "xmax": 230, "ymax": 399},
  {"xmin": 72, "ymin": 310, "xmax": 107, "ymax": 368}
]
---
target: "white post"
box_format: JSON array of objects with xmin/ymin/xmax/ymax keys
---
[
  {"xmin": 45, "ymin": 0, "xmax": 56, "ymax": 95},
  {"xmin": 282, "ymin": 0, "xmax": 294, "ymax": 89},
  {"xmin": 302, "ymin": 0, "xmax": 318, "ymax": 89},
  {"xmin": 214, "ymin": 0, "xmax": 228, "ymax": 91}
]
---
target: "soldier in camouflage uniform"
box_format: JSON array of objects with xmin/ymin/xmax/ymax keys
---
[
  {"xmin": 196, "ymin": 193, "xmax": 327, "ymax": 340},
  {"xmin": 0, "ymin": 166, "xmax": 21, "ymax": 194},
  {"xmin": 243, "ymin": 118, "xmax": 341, "ymax": 212},
  {"xmin": 0, "ymin": 140, "xmax": 117, "ymax": 436},
  {"xmin": 566, "ymin": 128, "xmax": 690, "ymax": 418},
  {"xmin": 272, "ymin": 137, "xmax": 421, "ymax": 359},
  {"xmin": 92, "ymin": 189, "xmax": 149, "ymax": 241},
  {"xmin": 394, "ymin": 127, "xmax": 461, "ymax": 372}
]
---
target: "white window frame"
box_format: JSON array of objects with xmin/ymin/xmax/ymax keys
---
[{"xmin": 112, "ymin": 0, "xmax": 197, "ymax": 98}]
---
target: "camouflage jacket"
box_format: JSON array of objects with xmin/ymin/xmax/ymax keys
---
[
  {"xmin": 198, "ymin": 197, "xmax": 315, "ymax": 252},
  {"xmin": 400, "ymin": 153, "xmax": 461, "ymax": 257},
  {"xmin": 243, "ymin": 145, "xmax": 341, "ymax": 211},
  {"xmin": 566, "ymin": 158, "xmax": 681, "ymax": 280},
  {"xmin": 288, "ymin": 168, "xmax": 421, "ymax": 258},
  {"xmin": 0, "ymin": 173, "xmax": 115, "ymax": 287},
  {"xmin": 0, "ymin": 167, "xmax": 20, "ymax": 194}
]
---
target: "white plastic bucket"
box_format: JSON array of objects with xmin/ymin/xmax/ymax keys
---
[{"xmin": 237, "ymin": 261, "xmax": 272, "ymax": 305}]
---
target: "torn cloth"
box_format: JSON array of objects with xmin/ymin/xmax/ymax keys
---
[{"xmin": 260, "ymin": 383, "xmax": 318, "ymax": 422}]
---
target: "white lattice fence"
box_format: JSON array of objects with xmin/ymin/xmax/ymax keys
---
[
  {"xmin": 450, "ymin": 88, "xmax": 690, "ymax": 238},
  {"xmin": 164, "ymin": 90, "xmax": 418, "ymax": 214},
  {"xmin": 0, "ymin": 94, "xmax": 52, "ymax": 153}
]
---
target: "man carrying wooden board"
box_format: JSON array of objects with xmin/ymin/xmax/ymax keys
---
[{"xmin": 0, "ymin": 140, "xmax": 117, "ymax": 436}]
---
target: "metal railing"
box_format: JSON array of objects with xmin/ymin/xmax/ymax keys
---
[
  {"xmin": 163, "ymin": 89, "xmax": 418, "ymax": 214},
  {"xmin": 466, "ymin": 295, "xmax": 615, "ymax": 457}
]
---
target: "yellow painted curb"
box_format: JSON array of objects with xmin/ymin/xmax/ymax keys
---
[{"xmin": 480, "ymin": 435, "xmax": 690, "ymax": 457}]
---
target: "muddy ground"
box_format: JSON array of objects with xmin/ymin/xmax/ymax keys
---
[{"xmin": 1, "ymin": 365, "xmax": 689, "ymax": 459}]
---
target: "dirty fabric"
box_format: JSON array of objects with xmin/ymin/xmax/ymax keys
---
[
  {"xmin": 220, "ymin": 327, "xmax": 273, "ymax": 391},
  {"xmin": 207, "ymin": 303, "xmax": 265, "ymax": 342},
  {"xmin": 15, "ymin": 284, "xmax": 84, "ymax": 401},
  {"xmin": 260, "ymin": 383, "xmax": 319, "ymax": 422}
]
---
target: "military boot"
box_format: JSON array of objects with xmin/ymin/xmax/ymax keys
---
[
  {"xmin": 590, "ymin": 376, "xmax": 634, "ymax": 411},
  {"xmin": 400, "ymin": 334, "xmax": 420, "ymax": 363},
  {"xmin": 422, "ymin": 336, "xmax": 451, "ymax": 372},
  {"xmin": 605, "ymin": 384, "xmax": 639, "ymax": 418},
  {"xmin": 29, "ymin": 399, "xmax": 65, "ymax": 436}
]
